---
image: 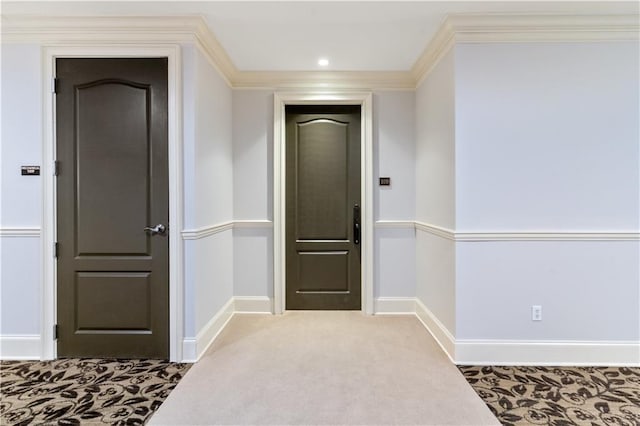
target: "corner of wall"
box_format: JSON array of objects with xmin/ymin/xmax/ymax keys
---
[{"xmin": 182, "ymin": 297, "xmax": 235, "ymax": 362}]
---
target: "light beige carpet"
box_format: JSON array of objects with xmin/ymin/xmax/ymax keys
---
[{"xmin": 150, "ymin": 312, "xmax": 498, "ymax": 425}]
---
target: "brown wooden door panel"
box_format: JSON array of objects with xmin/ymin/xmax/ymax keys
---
[
  {"xmin": 56, "ymin": 58, "xmax": 168, "ymax": 358},
  {"xmin": 285, "ymin": 106, "xmax": 361, "ymax": 310}
]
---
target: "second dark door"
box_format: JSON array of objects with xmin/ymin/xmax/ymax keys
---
[
  {"xmin": 56, "ymin": 58, "xmax": 169, "ymax": 358},
  {"xmin": 285, "ymin": 105, "xmax": 361, "ymax": 310}
]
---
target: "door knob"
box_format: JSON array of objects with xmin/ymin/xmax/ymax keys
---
[
  {"xmin": 353, "ymin": 204, "xmax": 360, "ymax": 245},
  {"xmin": 144, "ymin": 224, "xmax": 167, "ymax": 236}
]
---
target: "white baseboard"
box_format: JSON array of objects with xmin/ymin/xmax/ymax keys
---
[
  {"xmin": 374, "ymin": 297, "xmax": 416, "ymax": 314},
  {"xmin": 234, "ymin": 296, "xmax": 272, "ymax": 313},
  {"xmin": 456, "ymin": 339, "xmax": 640, "ymax": 367},
  {"xmin": 0, "ymin": 335, "xmax": 41, "ymax": 360},
  {"xmin": 181, "ymin": 338, "xmax": 197, "ymax": 362},
  {"xmin": 414, "ymin": 298, "xmax": 456, "ymax": 363},
  {"xmin": 182, "ymin": 297, "xmax": 235, "ymax": 362}
]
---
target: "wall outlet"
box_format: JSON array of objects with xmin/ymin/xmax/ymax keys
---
[{"xmin": 531, "ymin": 305, "xmax": 542, "ymax": 321}]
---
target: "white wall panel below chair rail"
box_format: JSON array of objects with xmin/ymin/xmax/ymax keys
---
[{"xmin": 1, "ymin": 232, "xmax": 42, "ymax": 357}]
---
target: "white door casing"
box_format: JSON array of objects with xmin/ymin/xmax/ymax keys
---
[
  {"xmin": 42, "ymin": 45, "xmax": 183, "ymax": 361},
  {"xmin": 273, "ymin": 92, "xmax": 374, "ymax": 314}
]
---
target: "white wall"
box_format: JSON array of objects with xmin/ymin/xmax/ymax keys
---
[
  {"xmin": 455, "ymin": 42, "xmax": 639, "ymax": 231},
  {"xmin": 454, "ymin": 42, "xmax": 640, "ymax": 346},
  {"xmin": 373, "ymin": 91, "xmax": 416, "ymax": 298},
  {"xmin": 183, "ymin": 46, "xmax": 234, "ymax": 339},
  {"xmin": 232, "ymin": 90, "xmax": 273, "ymax": 221},
  {"xmin": 0, "ymin": 44, "xmax": 43, "ymax": 340},
  {"xmin": 232, "ymin": 90, "xmax": 273, "ymax": 298},
  {"xmin": 457, "ymin": 241, "xmax": 640, "ymax": 341},
  {"xmin": 415, "ymin": 49, "xmax": 456, "ymax": 230},
  {"xmin": 415, "ymin": 48, "xmax": 457, "ymax": 335},
  {"xmin": 1, "ymin": 44, "xmax": 42, "ymax": 226},
  {"xmin": 374, "ymin": 91, "xmax": 416, "ymax": 222}
]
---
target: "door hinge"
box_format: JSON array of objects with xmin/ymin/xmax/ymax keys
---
[
  {"xmin": 52, "ymin": 78, "xmax": 59, "ymax": 94},
  {"xmin": 54, "ymin": 160, "xmax": 60, "ymax": 176},
  {"xmin": 54, "ymin": 242, "xmax": 59, "ymax": 258},
  {"xmin": 54, "ymin": 324, "xmax": 59, "ymax": 340}
]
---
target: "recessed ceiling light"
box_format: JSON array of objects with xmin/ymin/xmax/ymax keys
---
[{"xmin": 318, "ymin": 58, "xmax": 329, "ymax": 67}]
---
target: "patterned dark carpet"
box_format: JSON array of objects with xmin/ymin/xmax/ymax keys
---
[
  {"xmin": 3, "ymin": 360, "xmax": 639, "ymax": 425},
  {"xmin": 0, "ymin": 359, "xmax": 190, "ymax": 425},
  {"xmin": 460, "ymin": 366, "xmax": 640, "ymax": 426}
]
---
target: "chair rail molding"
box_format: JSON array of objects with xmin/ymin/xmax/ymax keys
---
[
  {"xmin": 414, "ymin": 221, "xmax": 640, "ymax": 242},
  {"xmin": 182, "ymin": 221, "xmax": 234, "ymax": 240},
  {"xmin": 233, "ymin": 220, "xmax": 274, "ymax": 229},
  {"xmin": 0, "ymin": 228, "xmax": 41, "ymax": 238},
  {"xmin": 375, "ymin": 220, "xmax": 416, "ymax": 229},
  {"xmin": 182, "ymin": 220, "xmax": 273, "ymax": 240}
]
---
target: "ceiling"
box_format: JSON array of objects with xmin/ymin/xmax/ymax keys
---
[{"xmin": 2, "ymin": 1, "xmax": 638, "ymax": 71}]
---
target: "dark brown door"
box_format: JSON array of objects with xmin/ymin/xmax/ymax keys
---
[
  {"xmin": 285, "ymin": 105, "xmax": 361, "ymax": 310},
  {"xmin": 56, "ymin": 58, "xmax": 169, "ymax": 358}
]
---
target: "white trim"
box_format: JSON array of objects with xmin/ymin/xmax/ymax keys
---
[
  {"xmin": 412, "ymin": 13, "xmax": 640, "ymax": 84},
  {"xmin": 232, "ymin": 71, "xmax": 414, "ymax": 90},
  {"xmin": 375, "ymin": 220, "xmax": 416, "ymax": 230},
  {"xmin": 233, "ymin": 220, "xmax": 274, "ymax": 229},
  {"xmin": 415, "ymin": 221, "xmax": 456, "ymax": 241},
  {"xmin": 182, "ymin": 220, "xmax": 273, "ymax": 239},
  {"xmin": 42, "ymin": 47, "xmax": 56, "ymax": 360},
  {"xmin": 454, "ymin": 231, "xmax": 640, "ymax": 242},
  {"xmin": 0, "ymin": 335, "xmax": 41, "ymax": 360},
  {"xmin": 181, "ymin": 221, "xmax": 234, "ymax": 240},
  {"xmin": 234, "ymin": 296, "xmax": 273, "ymax": 313},
  {"xmin": 5, "ymin": 15, "xmax": 635, "ymax": 91},
  {"xmin": 451, "ymin": 13, "xmax": 639, "ymax": 42},
  {"xmin": 181, "ymin": 338, "xmax": 197, "ymax": 363},
  {"xmin": 42, "ymin": 45, "xmax": 183, "ymax": 361},
  {"xmin": 412, "ymin": 16, "xmax": 456, "ymax": 87},
  {"xmin": 191, "ymin": 18, "xmax": 238, "ymax": 88},
  {"xmin": 273, "ymin": 92, "xmax": 374, "ymax": 315},
  {"xmin": 414, "ymin": 222, "xmax": 639, "ymax": 242},
  {"xmin": 456, "ymin": 339, "xmax": 640, "ymax": 367},
  {"xmin": 415, "ymin": 299, "xmax": 457, "ymax": 363},
  {"xmin": 0, "ymin": 228, "xmax": 41, "ymax": 238},
  {"xmin": 182, "ymin": 297, "xmax": 235, "ymax": 363},
  {"xmin": 407, "ymin": 298, "xmax": 640, "ymax": 366},
  {"xmin": 374, "ymin": 297, "xmax": 416, "ymax": 314}
]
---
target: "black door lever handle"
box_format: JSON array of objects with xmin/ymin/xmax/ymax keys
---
[{"xmin": 353, "ymin": 204, "xmax": 360, "ymax": 245}]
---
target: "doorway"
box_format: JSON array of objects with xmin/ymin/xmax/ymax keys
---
[
  {"xmin": 55, "ymin": 58, "xmax": 169, "ymax": 358},
  {"xmin": 285, "ymin": 105, "xmax": 361, "ymax": 310},
  {"xmin": 273, "ymin": 92, "xmax": 374, "ymax": 315}
]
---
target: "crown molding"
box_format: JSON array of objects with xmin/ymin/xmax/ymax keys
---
[
  {"xmin": 231, "ymin": 70, "xmax": 415, "ymax": 90},
  {"xmin": 2, "ymin": 14, "xmax": 638, "ymax": 90},
  {"xmin": 412, "ymin": 13, "xmax": 640, "ymax": 86},
  {"xmin": 411, "ymin": 16, "xmax": 456, "ymax": 87},
  {"xmin": 191, "ymin": 16, "xmax": 238, "ymax": 87},
  {"xmin": 449, "ymin": 13, "xmax": 640, "ymax": 38},
  {"xmin": 1, "ymin": 15, "xmax": 200, "ymax": 43}
]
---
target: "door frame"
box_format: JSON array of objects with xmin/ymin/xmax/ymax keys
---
[
  {"xmin": 273, "ymin": 92, "xmax": 374, "ymax": 314},
  {"xmin": 41, "ymin": 45, "xmax": 183, "ymax": 361}
]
